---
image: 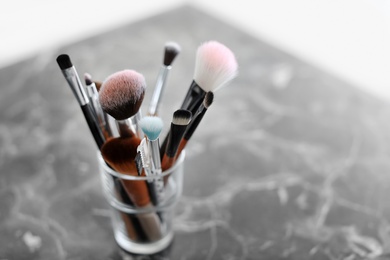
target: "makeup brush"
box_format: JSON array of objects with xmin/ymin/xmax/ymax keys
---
[
  {"xmin": 99, "ymin": 70, "xmax": 163, "ymax": 240},
  {"xmin": 148, "ymin": 41, "xmax": 181, "ymax": 116},
  {"xmin": 160, "ymin": 41, "xmax": 237, "ymax": 155},
  {"xmin": 180, "ymin": 40, "xmax": 238, "ymax": 115},
  {"xmin": 56, "ymin": 54, "xmax": 105, "ymax": 149},
  {"xmin": 113, "ymin": 177, "xmax": 147, "ymax": 242},
  {"xmin": 84, "ymin": 73, "xmax": 98, "ymax": 114},
  {"xmin": 176, "ymin": 91, "xmax": 214, "ymax": 158},
  {"xmin": 101, "ymin": 135, "xmax": 163, "ymax": 241},
  {"xmin": 84, "ymin": 73, "xmax": 113, "ymax": 139},
  {"xmin": 161, "ymin": 109, "xmax": 192, "ymax": 172},
  {"xmin": 57, "ymin": 55, "xmax": 146, "ymax": 238},
  {"xmin": 99, "ymin": 69, "xmax": 146, "ymax": 138},
  {"xmin": 139, "ymin": 116, "xmax": 164, "ymax": 205}
]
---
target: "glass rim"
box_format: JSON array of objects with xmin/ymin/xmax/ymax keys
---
[
  {"xmin": 97, "ymin": 150, "xmax": 185, "ymax": 180},
  {"xmin": 106, "ymin": 191, "xmax": 179, "ymax": 213}
]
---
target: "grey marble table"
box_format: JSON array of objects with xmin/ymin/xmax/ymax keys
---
[{"xmin": 2, "ymin": 4, "xmax": 390, "ymax": 260}]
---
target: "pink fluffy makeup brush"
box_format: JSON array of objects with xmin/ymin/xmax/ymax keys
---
[
  {"xmin": 160, "ymin": 41, "xmax": 237, "ymax": 155},
  {"xmin": 180, "ymin": 40, "xmax": 238, "ymax": 114}
]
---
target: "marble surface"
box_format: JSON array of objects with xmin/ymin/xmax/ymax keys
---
[{"xmin": 2, "ymin": 4, "xmax": 390, "ymax": 260}]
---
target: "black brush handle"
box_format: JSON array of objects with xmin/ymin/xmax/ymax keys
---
[
  {"xmin": 166, "ymin": 124, "xmax": 188, "ymax": 158},
  {"xmin": 159, "ymin": 81, "xmax": 204, "ymax": 156},
  {"xmin": 81, "ymin": 104, "xmax": 105, "ymax": 149},
  {"xmin": 184, "ymin": 107, "xmax": 206, "ymax": 141},
  {"xmin": 180, "ymin": 81, "xmax": 206, "ymax": 114}
]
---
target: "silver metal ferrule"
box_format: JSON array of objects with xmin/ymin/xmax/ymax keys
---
[
  {"xmin": 62, "ymin": 66, "xmax": 89, "ymax": 106},
  {"xmin": 149, "ymin": 139, "xmax": 162, "ymax": 175},
  {"xmin": 115, "ymin": 110, "xmax": 143, "ymax": 138},
  {"xmin": 87, "ymin": 83, "xmax": 105, "ymax": 122},
  {"xmin": 148, "ymin": 65, "xmax": 171, "ymax": 116}
]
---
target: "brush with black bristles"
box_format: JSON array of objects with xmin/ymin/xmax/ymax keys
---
[
  {"xmin": 56, "ymin": 54, "xmax": 105, "ymax": 149},
  {"xmin": 161, "ymin": 109, "xmax": 192, "ymax": 172},
  {"xmin": 148, "ymin": 41, "xmax": 181, "ymax": 116},
  {"xmin": 176, "ymin": 91, "xmax": 214, "ymax": 159},
  {"xmin": 84, "ymin": 72, "xmax": 113, "ymax": 139},
  {"xmin": 99, "ymin": 69, "xmax": 145, "ymax": 139},
  {"xmin": 139, "ymin": 116, "xmax": 165, "ymax": 205},
  {"xmin": 180, "ymin": 40, "xmax": 238, "ymax": 115}
]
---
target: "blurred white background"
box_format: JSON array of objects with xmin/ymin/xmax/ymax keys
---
[{"xmin": 1, "ymin": 0, "xmax": 390, "ymax": 102}]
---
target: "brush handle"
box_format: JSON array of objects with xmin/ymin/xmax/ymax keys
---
[
  {"xmin": 176, "ymin": 139, "xmax": 187, "ymax": 160},
  {"xmin": 161, "ymin": 155, "xmax": 176, "ymax": 172},
  {"xmin": 61, "ymin": 66, "xmax": 90, "ymax": 106},
  {"xmin": 165, "ymin": 123, "xmax": 188, "ymax": 158},
  {"xmin": 87, "ymin": 82, "xmax": 113, "ymax": 139},
  {"xmin": 161, "ymin": 123, "xmax": 188, "ymax": 171},
  {"xmin": 120, "ymin": 179, "xmax": 152, "ymax": 207},
  {"xmin": 114, "ymin": 178, "xmax": 148, "ymax": 242},
  {"xmin": 131, "ymin": 110, "xmax": 144, "ymax": 138},
  {"xmin": 180, "ymin": 80, "xmax": 206, "ymax": 115},
  {"xmin": 175, "ymin": 108, "xmax": 207, "ymax": 159},
  {"xmin": 119, "ymin": 179, "xmax": 163, "ymax": 241},
  {"xmin": 81, "ymin": 104, "xmax": 105, "ymax": 149},
  {"xmin": 149, "ymin": 139, "xmax": 164, "ymax": 204},
  {"xmin": 148, "ymin": 66, "xmax": 170, "ymax": 116},
  {"xmin": 116, "ymin": 120, "xmax": 136, "ymax": 138},
  {"xmin": 159, "ymin": 133, "xmax": 168, "ymax": 160}
]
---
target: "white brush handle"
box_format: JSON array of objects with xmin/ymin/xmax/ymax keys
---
[{"xmin": 148, "ymin": 65, "xmax": 171, "ymax": 116}]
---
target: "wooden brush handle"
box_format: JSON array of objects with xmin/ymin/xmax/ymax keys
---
[
  {"xmin": 113, "ymin": 180, "xmax": 141, "ymax": 241},
  {"xmin": 161, "ymin": 155, "xmax": 175, "ymax": 172},
  {"xmin": 120, "ymin": 179, "xmax": 151, "ymax": 207},
  {"xmin": 175, "ymin": 138, "xmax": 187, "ymax": 160}
]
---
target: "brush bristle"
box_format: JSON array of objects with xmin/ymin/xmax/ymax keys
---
[
  {"xmin": 193, "ymin": 40, "xmax": 238, "ymax": 92},
  {"xmin": 56, "ymin": 54, "xmax": 73, "ymax": 70},
  {"xmin": 139, "ymin": 116, "xmax": 164, "ymax": 141},
  {"xmin": 101, "ymin": 136, "xmax": 140, "ymax": 172},
  {"xmin": 99, "ymin": 70, "xmax": 146, "ymax": 120},
  {"xmin": 84, "ymin": 73, "xmax": 93, "ymax": 86},
  {"xmin": 163, "ymin": 41, "xmax": 181, "ymax": 66},
  {"xmin": 95, "ymin": 81, "xmax": 102, "ymax": 91},
  {"xmin": 203, "ymin": 91, "xmax": 214, "ymax": 109},
  {"xmin": 172, "ymin": 109, "xmax": 192, "ymax": 125}
]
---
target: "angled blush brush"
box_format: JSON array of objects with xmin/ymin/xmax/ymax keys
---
[
  {"xmin": 148, "ymin": 41, "xmax": 181, "ymax": 116},
  {"xmin": 84, "ymin": 73, "xmax": 113, "ymax": 139},
  {"xmin": 99, "ymin": 69, "xmax": 146, "ymax": 139},
  {"xmin": 180, "ymin": 40, "xmax": 238, "ymax": 115},
  {"xmin": 56, "ymin": 54, "xmax": 105, "ymax": 149},
  {"xmin": 161, "ymin": 109, "xmax": 192, "ymax": 172},
  {"xmin": 176, "ymin": 91, "xmax": 214, "ymax": 158}
]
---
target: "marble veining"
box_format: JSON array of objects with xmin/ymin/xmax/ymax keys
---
[{"xmin": 1, "ymin": 4, "xmax": 390, "ymax": 260}]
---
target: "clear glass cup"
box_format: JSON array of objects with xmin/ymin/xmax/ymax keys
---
[{"xmin": 97, "ymin": 151, "xmax": 185, "ymax": 255}]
